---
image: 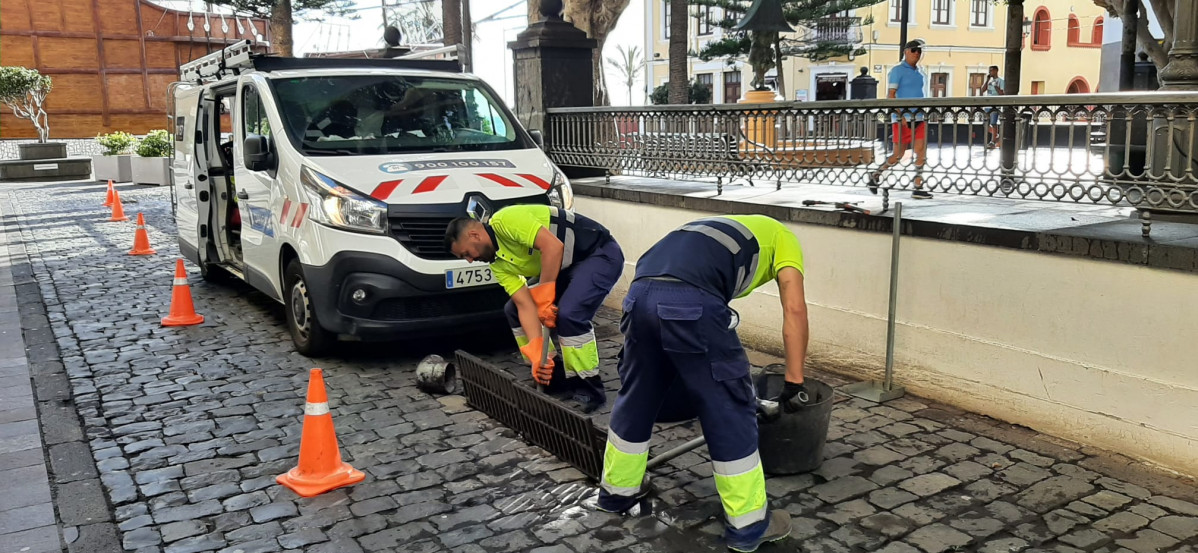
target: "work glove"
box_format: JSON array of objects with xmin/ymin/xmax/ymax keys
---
[
  {"xmin": 529, "ymin": 283, "xmax": 559, "ymax": 329},
  {"xmin": 520, "ymin": 337, "xmax": 555, "ymax": 386},
  {"xmin": 779, "ymin": 381, "xmax": 812, "ymax": 413}
]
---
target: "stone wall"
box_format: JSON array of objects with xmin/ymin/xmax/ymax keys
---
[{"xmin": 0, "ymin": 139, "xmax": 103, "ymax": 160}]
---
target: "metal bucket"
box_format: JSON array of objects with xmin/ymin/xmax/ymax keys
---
[
  {"xmin": 416, "ymin": 355, "xmax": 459, "ymax": 395},
  {"xmin": 753, "ymin": 372, "xmax": 833, "ymax": 475}
]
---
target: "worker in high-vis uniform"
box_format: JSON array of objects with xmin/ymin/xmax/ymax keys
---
[
  {"xmin": 597, "ymin": 215, "xmax": 812, "ymax": 553},
  {"xmin": 444, "ymin": 205, "xmax": 623, "ymax": 411}
]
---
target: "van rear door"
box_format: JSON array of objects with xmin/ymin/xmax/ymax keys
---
[{"xmin": 172, "ymin": 85, "xmax": 203, "ymax": 264}]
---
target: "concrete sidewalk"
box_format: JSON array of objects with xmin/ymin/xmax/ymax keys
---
[{"xmin": 0, "ymin": 197, "xmax": 63, "ymax": 552}]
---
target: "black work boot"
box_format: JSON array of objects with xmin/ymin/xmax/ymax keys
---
[
  {"xmin": 726, "ymin": 510, "xmax": 792, "ymax": 552},
  {"xmin": 572, "ymin": 375, "xmax": 607, "ymax": 413}
]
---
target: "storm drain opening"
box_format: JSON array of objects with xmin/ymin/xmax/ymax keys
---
[{"xmin": 455, "ymin": 350, "xmax": 606, "ymax": 480}]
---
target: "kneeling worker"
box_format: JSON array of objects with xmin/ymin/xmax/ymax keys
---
[
  {"xmin": 445, "ymin": 205, "xmax": 623, "ymax": 410},
  {"xmin": 598, "ymin": 215, "xmax": 812, "ymax": 552}
]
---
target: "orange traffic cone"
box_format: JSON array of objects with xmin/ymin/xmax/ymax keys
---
[
  {"xmin": 103, "ymin": 180, "xmax": 115, "ymax": 207},
  {"xmin": 109, "ymin": 190, "xmax": 129, "ymax": 222},
  {"xmin": 277, "ymin": 369, "xmax": 366, "ymax": 497},
  {"xmin": 129, "ymin": 213, "xmax": 156, "ymax": 256},
  {"xmin": 161, "ymin": 259, "xmax": 204, "ymax": 326}
]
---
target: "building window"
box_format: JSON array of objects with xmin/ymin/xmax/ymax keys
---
[
  {"xmin": 1032, "ymin": 8, "xmax": 1051, "ymax": 50},
  {"xmin": 723, "ymin": 71, "xmax": 741, "ymax": 103},
  {"xmin": 699, "ymin": 6, "xmax": 714, "ymax": 36},
  {"xmin": 970, "ymin": 0, "xmax": 990, "ymax": 27},
  {"xmin": 1066, "ymin": 77, "xmax": 1090, "ymax": 94},
  {"xmin": 1067, "ymin": 15, "xmax": 1080, "ymax": 45},
  {"xmin": 663, "ymin": 1, "xmax": 671, "ymax": 39},
  {"xmin": 930, "ymin": 72, "xmax": 949, "ymax": 98},
  {"xmin": 1092, "ymin": 17, "xmax": 1104, "ymax": 44},
  {"xmin": 889, "ymin": 0, "xmax": 913, "ymax": 23},
  {"xmin": 1031, "ymin": 81, "xmax": 1045, "ymax": 95},
  {"xmin": 931, "ymin": 0, "xmax": 951, "ymax": 25},
  {"xmin": 695, "ymin": 73, "xmax": 714, "ymax": 103},
  {"xmin": 968, "ymin": 72, "xmax": 986, "ymax": 96}
]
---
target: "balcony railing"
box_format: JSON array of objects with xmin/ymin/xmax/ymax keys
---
[
  {"xmin": 544, "ymin": 92, "xmax": 1198, "ymax": 213},
  {"xmin": 783, "ymin": 16, "xmax": 863, "ymax": 53}
]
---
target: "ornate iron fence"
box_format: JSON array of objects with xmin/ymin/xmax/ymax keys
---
[{"xmin": 545, "ymin": 92, "xmax": 1198, "ymax": 212}]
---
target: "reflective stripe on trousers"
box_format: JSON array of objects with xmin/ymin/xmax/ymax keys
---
[
  {"xmin": 600, "ymin": 428, "xmax": 649, "ymax": 496},
  {"xmin": 713, "ymin": 451, "xmax": 767, "ymax": 528}
]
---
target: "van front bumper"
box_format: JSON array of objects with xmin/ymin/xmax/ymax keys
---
[{"xmin": 301, "ymin": 251, "xmax": 508, "ymax": 339}]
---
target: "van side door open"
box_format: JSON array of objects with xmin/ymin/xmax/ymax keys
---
[{"xmin": 233, "ymin": 77, "xmax": 283, "ymax": 298}]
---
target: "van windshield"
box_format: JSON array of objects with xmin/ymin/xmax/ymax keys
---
[{"xmin": 270, "ymin": 75, "xmax": 527, "ymax": 155}]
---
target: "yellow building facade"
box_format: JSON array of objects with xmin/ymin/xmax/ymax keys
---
[{"xmin": 643, "ymin": 0, "xmax": 1106, "ymax": 103}]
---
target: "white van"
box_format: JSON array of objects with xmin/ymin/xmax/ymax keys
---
[{"xmin": 170, "ymin": 41, "xmax": 573, "ymax": 355}]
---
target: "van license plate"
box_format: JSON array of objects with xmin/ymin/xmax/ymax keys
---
[{"xmin": 445, "ymin": 267, "xmax": 494, "ymax": 289}]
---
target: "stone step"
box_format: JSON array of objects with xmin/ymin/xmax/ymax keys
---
[{"xmin": 0, "ymin": 157, "xmax": 92, "ymax": 182}]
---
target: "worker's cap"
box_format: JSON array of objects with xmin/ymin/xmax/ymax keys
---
[{"xmin": 905, "ymin": 39, "xmax": 926, "ymax": 51}]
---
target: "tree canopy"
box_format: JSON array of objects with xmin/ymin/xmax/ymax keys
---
[
  {"xmin": 0, "ymin": 66, "xmax": 53, "ymax": 143},
  {"xmin": 688, "ymin": 0, "xmax": 881, "ymax": 91}
]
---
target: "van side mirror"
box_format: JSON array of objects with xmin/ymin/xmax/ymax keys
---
[
  {"xmin": 528, "ymin": 129, "xmax": 545, "ymax": 150},
  {"xmin": 244, "ymin": 134, "xmax": 274, "ymax": 172}
]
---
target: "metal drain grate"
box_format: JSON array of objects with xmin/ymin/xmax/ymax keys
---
[{"xmin": 455, "ymin": 350, "xmax": 606, "ymax": 480}]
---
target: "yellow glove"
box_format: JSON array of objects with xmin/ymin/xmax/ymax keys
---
[
  {"xmin": 520, "ymin": 337, "xmax": 555, "ymax": 385},
  {"xmin": 529, "ymin": 283, "xmax": 558, "ymax": 329}
]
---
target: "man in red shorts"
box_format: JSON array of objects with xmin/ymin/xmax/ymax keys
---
[{"xmin": 868, "ymin": 39, "xmax": 932, "ymax": 199}]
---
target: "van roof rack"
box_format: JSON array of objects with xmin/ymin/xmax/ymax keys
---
[{"xmin": 179, "ymin": 40, "xmax": 462, "ymax": 84}]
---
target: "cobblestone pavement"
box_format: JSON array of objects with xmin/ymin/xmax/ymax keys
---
[{"xmin": 4, "ymin": 180, "xmax": 1198, "ymax": 553}]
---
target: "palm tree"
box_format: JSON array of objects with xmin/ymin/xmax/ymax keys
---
[
  {"xmin": 667, "ymin": 0, "xmax": 689, "ymax": 104},
  {"xmin": 605, "ymin": 44, "xmax": 645, "ymax": 105}
]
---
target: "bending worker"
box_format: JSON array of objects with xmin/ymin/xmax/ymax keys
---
[
  {"xmin": 597, "ymin": 215, "xmax": 811, "ymax": 553},
  {"xmin": 445, "ymin": 205, "xmax": 622, "ymax": 411}
]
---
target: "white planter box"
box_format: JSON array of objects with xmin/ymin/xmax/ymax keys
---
[
  {"xmin": 92, "ymin": 155, "xmax": 132, "ymax": 183},
  {"xmin": 131, "ymin": 157, "xmax": 171, "ymax": 186}
]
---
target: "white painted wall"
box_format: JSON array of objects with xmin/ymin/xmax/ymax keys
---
[{"xmin": 576, "ymin": 195, "xmax": 1198, "ymax": 476}]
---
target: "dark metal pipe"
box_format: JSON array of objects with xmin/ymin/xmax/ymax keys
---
[
  {"xmin": 1120, "ymin": 0, "xmax": 1140, "ymax": 91},
  {"xmin": 645, "ymin": 436, "xmax": 707, "ymax": 470},
  {"xmin": 1001, "ymin": 0, "xmax": 1024, "ymax": 174}
]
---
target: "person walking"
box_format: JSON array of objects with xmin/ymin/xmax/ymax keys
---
[
  {"xmin": 984, "ymin": 65, "xmax": 1005, "ymax": 149},
  {"xmin": 869, "ymin": 38, "xmax": 932, "ymax": 199},
  {"xmin": 596, "ymin": 215, "xmax": 813, "ymax": 552},
  {"xmin": 445, "ymin": 205, "xmax": 623, "ymax": 412}
]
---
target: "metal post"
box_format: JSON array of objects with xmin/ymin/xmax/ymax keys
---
[
  {"xmin": 842, "ymin": 202, "xmax": 906, "ymax": 403},
  {"xmin": 898, "ymin": 0, "xmax": 910, "ymax": 60},
  {"xmin": 1000, "ymin": 0, "xmax": 1024, "ymax": 176},
  {"xmin": 882, "ymin": 202, "xmax": 902, "ymax": 392},
  {"xmin": 1120, "ymin": 0, "xmax": 1140, "ymax": 91}
]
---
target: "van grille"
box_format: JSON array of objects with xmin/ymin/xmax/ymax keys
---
[
  {"xmin": 372, "ymin": 288, "xmax": 507, "ymax": 320},
  {"xmin": 389, "ymin": 216, "xmax": 455, "ymax": 260}
]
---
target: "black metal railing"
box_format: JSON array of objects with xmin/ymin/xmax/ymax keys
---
[{"xmin": 545, "ymin": 92, "xmax": 1198, "ymax": 212}]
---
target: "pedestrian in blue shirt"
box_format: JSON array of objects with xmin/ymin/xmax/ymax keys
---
[
  {"xmin": 869, "ymin": 39, "xmax": 932, "ymax": 199},
  {"xmin": 984, "ymin": 65, "xmax": 1005, "ymax": 149}
]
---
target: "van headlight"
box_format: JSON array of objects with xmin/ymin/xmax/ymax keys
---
[
  {"xmin": 299, "ymin": 167, "xmax": 389, "ymax": 234},
  {"xmin": 546, "ymin": 169, "xmax": 574, "ymax": 210}
]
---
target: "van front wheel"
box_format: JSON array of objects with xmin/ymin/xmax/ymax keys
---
[{"xmin": 284, "ymin": 259, "xmax": 334, "ymax": 356}]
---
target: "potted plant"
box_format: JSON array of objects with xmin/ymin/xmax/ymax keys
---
[
  {"xmin": 94, "ymin": 131, "xmax": 135, "ymax": 183},
  {"xmin": 131, "ymin": 130, "xmax": 172, "ymax": 186}
]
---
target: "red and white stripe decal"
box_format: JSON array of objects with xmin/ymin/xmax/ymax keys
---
[
  {"xmin": 292, "ymin": 204, "xmax": 309, "ymax": 228},
  {"xmin": 518, "ymin": 174, "xmax": 551, "ymax": 190},
  {"xmin": 372, "ymin": 180, "xmax": 402, "ymax": 200},
  {"xmin": 280, "ymin": 198, "xmax": 292, "ymax": 224},
  {"xmin": 412, "ymin": 175, "xmax": 448, "ymax": 194},
  {"xmin": 478, "ymin": 173, "xmax": 523, "ymax": 188}
]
